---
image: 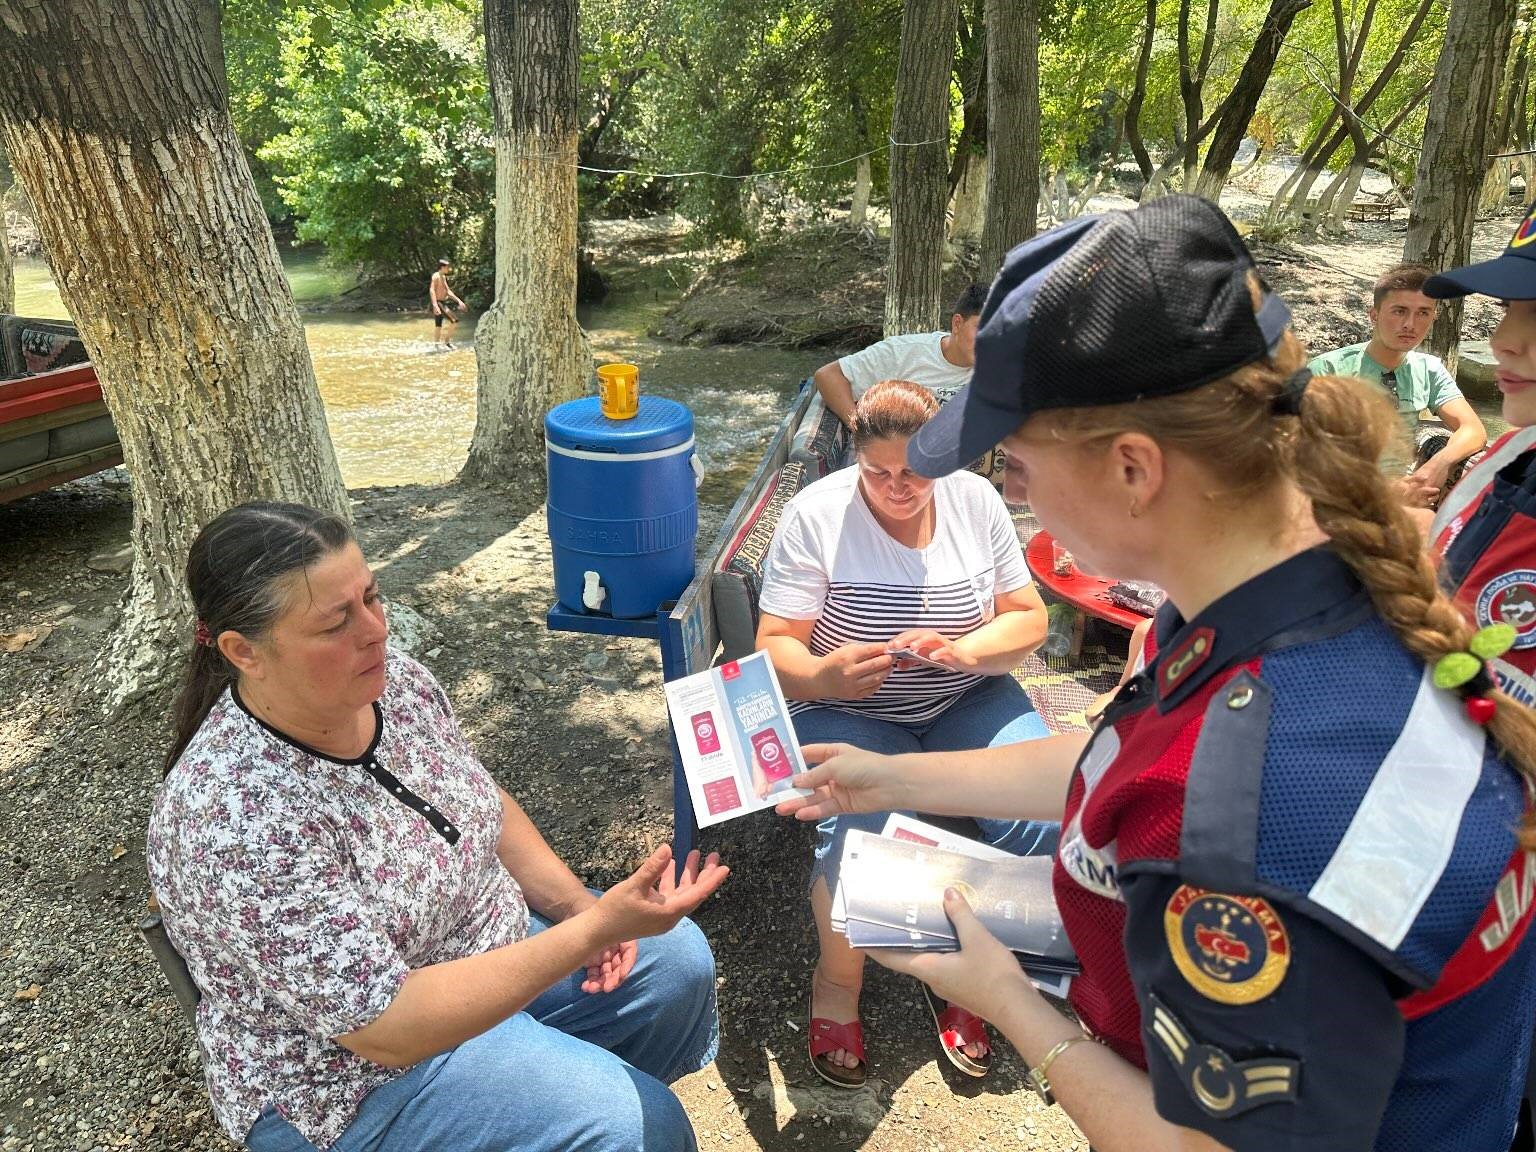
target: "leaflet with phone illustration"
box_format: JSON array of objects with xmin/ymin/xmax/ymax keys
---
[
  {"xmin": 662, "ymin": 650, "xmax": 810, "ymax": 828},
  {"xmin": 836, "ymin": 823, "xmax": 1078, "ymax": 982}
]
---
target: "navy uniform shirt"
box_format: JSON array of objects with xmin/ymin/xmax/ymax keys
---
[{"xmin": 1052, "ymin": 548, "xmax": 1536, "ymax": 1149}]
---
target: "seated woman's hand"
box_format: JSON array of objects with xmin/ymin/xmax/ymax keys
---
[
  {"xmin": 815, "ymin": 642, "xmax": 894, "ymax": 700},
  {"xmin": 590, "ymin": 847, "xmax": 729, "ymax": 960},
  {"xmin": 885, "ymin": 628, "xmax": 977, "ymax": 672},
  {"xmin": 774, "ymin": 742, "xmax": 913, "ymax": 822}
]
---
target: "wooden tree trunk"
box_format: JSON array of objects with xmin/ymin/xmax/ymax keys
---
[
  {"xmin": 1406, "ymin": 0, "xmax": 1520, "ymax": 372},
  {"xmin": 0, "ymin": 0, "xmax": 347, "ymax": 709},
  {"xmin": 1124, "ymin": 0, "xmax": 1159, "ymax": 182},
  {"xmin": 0, "ymin": 203, "xmax": 12, "ymax": 314},
  {"xmin": 1194, "ymin": 0, "xmax": 1313, "ymax": 200},
  {"xmin": 851, "ymin": 155, "xmax": 873, "ymax": 229},
  {"xmin": 464, "ymin": 0, "xmax": 588, "ymax": 484},
  {"xmin": 950, "ymin": 151, "xmax": 988, "ymax": 245},
  {"xmin": 886, "ymin": 0, "xmax": 957, "ymax": 336},
  {"xmin": 980, "ymin": 0, "xmax": 1039, "ymax": 278}
]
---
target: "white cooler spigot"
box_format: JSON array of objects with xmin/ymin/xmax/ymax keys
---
[{"xmin": 582, "ymin": 570, "xmax": 608, "ymax": 611}]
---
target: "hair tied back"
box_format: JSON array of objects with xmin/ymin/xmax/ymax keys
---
[{"xmin": 1270, "ymin": 368, "xmax": 1312, "ymax": 417}]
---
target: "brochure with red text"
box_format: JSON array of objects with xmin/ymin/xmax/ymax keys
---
[{"xmin": 663, "ymin": 650, "xmax": 810, "ymax": 827}]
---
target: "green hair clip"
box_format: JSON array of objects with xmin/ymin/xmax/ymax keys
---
[{"xmin": 1433, "ymin": 626, "xmax": 1515, "ymax": 727}]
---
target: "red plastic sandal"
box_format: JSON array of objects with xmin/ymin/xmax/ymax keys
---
[
  {"xmin": 923, "ymin": 985, "xmax": 992, "ymax": 1078},
  {"xmin": 808, "ymin": 1016, "xmax": 868, "ymax": 1089}
]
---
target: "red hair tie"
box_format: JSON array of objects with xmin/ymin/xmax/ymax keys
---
[{"xmin": 194, "ymin": 620, "xmax": 214, "ymax": 648}]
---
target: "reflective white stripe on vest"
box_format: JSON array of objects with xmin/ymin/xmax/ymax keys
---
[
  {"xmin": 546, "ymin": 436, "xmax": 695, "ymax": 463},
  {"xmin": 1308, "ymin": 666, "xmax": 1487, "ymax": 950},
  {"xmin": 1432, "ymin": 426, "xmax": 1536, "ymax": 538}
]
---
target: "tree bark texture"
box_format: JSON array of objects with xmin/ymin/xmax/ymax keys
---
[
  {"xmin": 0, "ymin": 0, "xmax": 348, "ymax": 709},
  {"xmin": 1193, "ymin": 0, "xmax": 1312, "ymax": 200},
  {"xmin": 1406, "ymin": 0, "xmax": 1520, "ymax": 370},
  {"xmin": 1124, "ymin": 0, "xmax": 1159, "ymax": 181},
  {"xmin": 980, "ymin": 0, "xmax": 1039, "ymax": 278},
  {"xmin": 950, "ymin": 150, "xmax": 987, "ymax": 244},
  {"xmin": 0, "ymin": 193, "xmax": 12, "ymax": 314},
  {"xmin": 465, "ymin": 0, "xmax": 589, "ymax": 484},
  {"xmin": 886, "ymin": 0, "xmax": 957, "ymax": 336},
  {"xmin": 851, "ymin": 154, "xmax": 873, "ymax": 229}
]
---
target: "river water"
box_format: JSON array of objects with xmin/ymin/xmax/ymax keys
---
[{"xmin": 12, "ymin": 251, "xmax": 823, "ymax": 500}]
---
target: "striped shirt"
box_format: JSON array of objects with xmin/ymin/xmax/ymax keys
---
[{"xmin": 758, "ymin": 467, "xmax": 1031, "ymax": 724}]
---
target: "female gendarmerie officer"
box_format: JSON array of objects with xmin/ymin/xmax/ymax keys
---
[
  {"xmin": 776, "ymin": 194, "xmax": 1536, "ymax": 1150},
  {"xmin": 1418, "ymin": 207, "xmax": 1536, "ymax": 1152}
]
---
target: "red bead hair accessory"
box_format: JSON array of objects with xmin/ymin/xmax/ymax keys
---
[
  {"xmin": 194, "ymin": 620, "xmax": 214, "ymax": 647},
  {"xmin": 1465, "ymin": 697, "xmax": 1498, "ymax": 726}
]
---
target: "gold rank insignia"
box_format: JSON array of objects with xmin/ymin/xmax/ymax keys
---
[
  {"xmin": 1147, "ymin": 993, "xmax": 1301, "ymax": 1118},
  {"xmin": 1164, "ymin": 886, "xmax": 1290, "ymax": 1004}
]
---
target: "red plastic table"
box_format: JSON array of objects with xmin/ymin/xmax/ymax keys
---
[{"xmin": 1024, "ymin": 529, "xmax": 1148, "ymax": 656}]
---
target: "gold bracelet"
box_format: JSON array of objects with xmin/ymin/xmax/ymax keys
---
[{"xmin": 1028, "ymin": 1034, "xmax": 1096, "ymax": 1107}]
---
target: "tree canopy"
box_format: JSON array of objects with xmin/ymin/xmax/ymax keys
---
[{"xmin": 218, "ymin": 0, "xmax": 1536, "ymax": 276}]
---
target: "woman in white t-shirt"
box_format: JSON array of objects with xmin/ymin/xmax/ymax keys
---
[{"xmin": 755, "ymin": 379, "xmax": 1055, "ymax": 1089}]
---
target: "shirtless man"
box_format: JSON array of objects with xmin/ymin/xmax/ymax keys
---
[{"xmin": 429, "ymin": 259, "xmax": 466, "ymax": 349}]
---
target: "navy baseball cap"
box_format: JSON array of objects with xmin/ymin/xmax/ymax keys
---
[
  {"xmin": 1423, "ymin": 202, "xmax": 1536, "ymax": 300},
  {"xmin": 908, "ymin": 195, "xmax": 1294, "ymax": 478}
]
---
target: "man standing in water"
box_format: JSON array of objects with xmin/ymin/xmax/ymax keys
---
[{"xmin": 429, "ymin": 258, "xmax": 466, "ymax": 350}]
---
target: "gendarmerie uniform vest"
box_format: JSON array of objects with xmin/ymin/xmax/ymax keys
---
[
  {"xmin": 1435, "ymin": 427, "xmax": 1536, "ymax": 706},
  {"xmin": 1053, "ymin": 547, "xmax": 1536, "ymax": 1149}
]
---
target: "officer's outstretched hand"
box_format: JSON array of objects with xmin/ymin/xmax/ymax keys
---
[
  {"xmin": 867, "ymin": 888, "xmax": 1035, "ymax": 1023},
  {"xmin": 774, "ymin": 742, "xmax": 912, "ymax": 821}
]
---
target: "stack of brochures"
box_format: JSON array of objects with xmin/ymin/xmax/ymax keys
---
[{"xmin": 833, "ymin": 815, "xmax": 1079, "ymax": 996}]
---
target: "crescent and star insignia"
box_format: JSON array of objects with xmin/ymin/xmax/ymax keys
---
[{"xmin": 1147, "ymin": 993, "xmax": 1302, "ymax": 1118}]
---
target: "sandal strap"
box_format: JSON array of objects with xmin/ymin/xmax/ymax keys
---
[
  {"xmin": 808, "ymin": 1017, "xmax": 866, "ymax": 1061},
  {"xmin": 936, "ymin": 1005, "xmax": 989, "ymax": 1052}
]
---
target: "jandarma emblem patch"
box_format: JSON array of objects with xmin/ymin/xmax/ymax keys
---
[{"xmin": 1164, "ymin": 886, "xmax": 1290, "ymax": 1005}]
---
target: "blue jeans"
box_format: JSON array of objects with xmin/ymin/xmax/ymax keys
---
[
  {"xmin": 793, "ymin": 675, "xmax": 1060, "ymax": 894},
  {"xmin": 245, "ymin": 908, "xmax": 717, "ymax": 1152}
]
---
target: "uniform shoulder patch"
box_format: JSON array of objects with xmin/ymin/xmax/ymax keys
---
[
  {"xmin": 1165, "ymin": 886, "xmax": 1290, "ymax": 1004},
  {"xmin": 1146, "ymin": 992, "xmax": 1301, "ymax": 1118},
  {"xmin": 1157, "ymin": 626, "xmax": 1215, "ymax": 697}
]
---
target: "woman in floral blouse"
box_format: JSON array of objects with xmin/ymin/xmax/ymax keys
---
[{"xmin": 147, "ymin": 502, "xmax": 728, "ymax": 1152}]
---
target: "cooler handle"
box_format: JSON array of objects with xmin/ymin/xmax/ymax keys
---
[{"xmin": 691, "ymin": 452, "xmax": 705, "ymax": 489}]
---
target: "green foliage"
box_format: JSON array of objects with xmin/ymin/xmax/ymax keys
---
[{"xmin": 240, "ymin": 1, "xmax": 491, "ymax": 275}]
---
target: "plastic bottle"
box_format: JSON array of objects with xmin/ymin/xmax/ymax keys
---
[{"xmin": 1041, "ymin": 602, "xmax": 1077, "ymax": 658}]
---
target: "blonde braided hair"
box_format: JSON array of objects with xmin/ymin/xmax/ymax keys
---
[{"xmin": 1039, "ymin": 273, "xmax": 1536, "ymax": 847}]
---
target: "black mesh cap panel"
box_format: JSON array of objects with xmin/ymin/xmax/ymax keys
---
[{"xmin": 1025, "ymin": 197, "xmax": 1272, "ymax": 412}]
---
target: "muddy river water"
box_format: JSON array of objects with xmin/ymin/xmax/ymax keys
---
[{"xmin": 13, "ymin": 251, "xmax": 824, "ymax": 504}]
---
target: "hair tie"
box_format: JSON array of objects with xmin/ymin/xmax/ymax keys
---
[
  {"xmin": 194, "ymin": 620, "xmax": 215, "ymax": 648},
  {"xmin": 1433, "ymin": 624, "xmax": 1516, "ymax": 725},
  {"xmin": 1270, "ymin": 368, "xmax": 1312, "ymax": 416}
]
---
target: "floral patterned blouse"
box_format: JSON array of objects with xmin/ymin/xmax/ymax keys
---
[{"xmin": 146, "ymin": 649, "xmax": 528, "ymax": 1149}]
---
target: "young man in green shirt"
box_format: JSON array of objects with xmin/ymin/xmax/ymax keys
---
[{"xmin": 1309, "ymin": 261, "xmax": 1487, "ymax": 506}]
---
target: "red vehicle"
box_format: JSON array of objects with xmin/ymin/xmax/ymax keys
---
[{"xmin": 0, "ymin": 315, "xmax": 121, "ymax": 504}]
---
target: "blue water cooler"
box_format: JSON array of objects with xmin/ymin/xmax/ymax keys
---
[{"xmin": 545, "ymin": 396, "xmax": 701, "ymax": 619}]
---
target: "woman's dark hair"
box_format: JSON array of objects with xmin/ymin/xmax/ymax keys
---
[{"xmin": 164, "ymin": 502, "xmax": 354, "ymax": 775}]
